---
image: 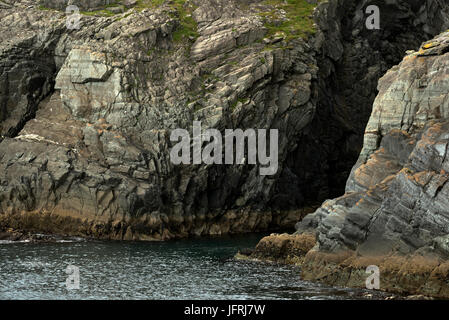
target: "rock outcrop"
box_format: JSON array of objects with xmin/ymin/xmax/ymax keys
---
[
  {"xmin": 297, "ymin": 32, "xmax": 449, "ymax": 256},
  {"xmin": 0, "ymin": 0, "xmax": 320, "ymax": 240},
  {"xmin": 286, "ymin": 0, "xmax": 449, "ymax": 204},
  {"xmin": 254, "ymin": 31, "xmax": 449, "ymax": 298},
  {"xmin": 2, "ymin": 0, "xmax": 449, "ymax": 258}
]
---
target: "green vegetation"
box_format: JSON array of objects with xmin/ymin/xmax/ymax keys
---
[
  {"xmin": 136, "ymin": 0, "xmax": 198, "ymax": 42},
  {"xmin": 38, "ymin": 5, "xmax": 52, "ymax": 11},
  {"xmin": 79, "ymin": 1, "xmax": 125, "ymax": 16},
  {"xmin": 230, "ymin": 97, "xmax": 249, "ymax": 111},
  {"xmin": 170, "ymin": 0, "xmax": 199, "ymax": 42},
  {"xmin": 80, "ymin": 9, "xmax": 117, "ymax": 17},
  {"xmin": 259, "ymin": 0, "xmax": 321, "ymax": 40},
  {"xmin": 135, "ymin": 0, "xmax": 165, "ymax": 10}
]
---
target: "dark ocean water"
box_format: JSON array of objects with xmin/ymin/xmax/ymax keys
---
[{"xmin": 0, "ymin": 233, "xmax": 391, "ymax": 300}]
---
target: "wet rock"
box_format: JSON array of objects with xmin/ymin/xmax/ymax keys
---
[{"xmin": 246, "ymin": 233, "xmax": 316, "ymax": 264}]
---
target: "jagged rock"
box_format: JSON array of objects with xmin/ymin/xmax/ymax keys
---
[
  {"xmin": 0, "ymin": 0, "xmax": 319, "ymax": 240},
  {"xmin": 2, "ymin": 0, "xmax": 449, "ymax": 253},
  {"xmin": 276, "ymin": 0, "xmax": 449, "ymax": 208},
  {"xmin": 298, "ymin": 30, "xmax": 449, "ymax": 255},
  {"xmin": 286, "ymin": 30, "xmax": 449, "ymax": 297}
]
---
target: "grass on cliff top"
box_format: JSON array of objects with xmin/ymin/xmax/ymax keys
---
[
  {"xmin": 170, "ymin": 0, "xmax": 199, "ymax": 42},
  {"xmin": 135, "ymin": 0, "xmax": 165, "ymax": 10},
  {"xmin": 136, "ymin": 0, "xmax": 198, "ymax": 42},
  {"xmin": 260, "ymin": 0, "xmax": 321, "ymax": 40},
  {"xmin": 80, "ymin": 1, "xmax": 125, "ymax": 17}
]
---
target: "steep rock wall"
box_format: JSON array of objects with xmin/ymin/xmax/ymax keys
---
[
  {"xmin": 279, "ymin": 0, "xmax": 449, "ymax": 206},
  {"xmin": 1, "ymin": 0, "xmax": 448, "ymax": 242},
  {"xmin": 0, "ymin": 0, "xmax": 318, "ymax": 239}
]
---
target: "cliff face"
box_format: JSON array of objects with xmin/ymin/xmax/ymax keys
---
[
  {"xmin": 1, "ymin": 0, "xmax": 449, "ymax": 246},
  {"xmin": 297, "ymin": 32, "xmax": 449, "ymax": 256},
  {"xmin": 0, "ymin": 0, "xmax": 320, "ymax": 239},
  {"xmin": 232, "ymin": 0, "xmax": 449, "ymax": 298},
  {"xmin": 289, "ymin": 0, "xmax": 449, "ymax": 204},
  {"xmin": 282, "ymin": 31, "xmax": 449, "ymax": 298}
]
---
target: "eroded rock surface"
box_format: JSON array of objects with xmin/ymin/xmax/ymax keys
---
[
  {"xmin": 298, "ymin": 32, "xmax": 449, "ymax": 255},
  {"xmin": 0, "ymin": 0, "xmax": 319, "ymax": 240},
  {"xmin": 278, "ymin": 31, "xmax": 449, "ymax": 297},
  {"xmin": 2, "ymin": 0, "xmax": 449, "ymax": 251},
  {"xmin": 283, "ymin": 0, "xmax": 449, "ymax": 205}
]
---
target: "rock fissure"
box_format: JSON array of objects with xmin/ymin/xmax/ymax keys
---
[{"xmin": 1, "ymin": 0, "xmax": 449, "ymax": 263}]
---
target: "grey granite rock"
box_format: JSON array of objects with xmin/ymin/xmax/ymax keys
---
[
  {"xmin": 0, "ymin": 0, "xmax": 319, "ymax": 239},
  {"xmin": 297, "ymin": 31, "xmax": 449, "ymax": 259},
  {"xmin": 2, "ymin": 0, "xmax": 449, "ymax": 242}
]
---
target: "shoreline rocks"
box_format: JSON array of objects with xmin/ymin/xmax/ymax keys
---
[
  {"xmin": 240, "ymin": 233, "xmax": 448, "ymax": 299},
  {"xmin": 249, "ymin": 30, "xmax": 449, "ymax": 298}
]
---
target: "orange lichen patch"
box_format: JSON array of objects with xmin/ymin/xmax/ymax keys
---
[
  {"xmin": 304, "ymin": 249, "xmax": 353, "ymax": 265},
  {"xmin": 87, "ymin": 123, "xmax": 93, "ymax": 127},
  {"xmin": 251, "ymin": 233, "xmax": 317, "ymax": 262},
  {"xmin": 351, "ymin": 150, "xmax": 398, "ymax": 189},
  {"xmin": 441, "ymin": 169, "xmax": 447, "ymax": 175},
  {"xmin": 403, "ymin": 54, "xmax": 417, "ymax": 62},
  {"xmin": 97, "ymin": 129, "xmax": 103, "ymax": 134},
  {"xmin": 423, "ymin": 42, "xmax": 438, "ymax": 49},
  {"xmin": 412, "ymin": 171, "xmax": 434, "ymax": 186},
  {"xmin": 100, "ymin": 123, "xmax": 112, "ymax": 130},
  {"xmin": 390, "ymin": 129, "xmax": 411, "ymax": 137},
  {"xmin": 114, "ymin": 135, "xmax": 122, "ymax": 139},
  {"xmin": 427, "ymin": 122, "xmax": 445, "ymax": 136},
  {"xmin": 399, "ymin": 167, "xmax": 414, "ymax": 175},
  {"xmin": 380, "ymin": 174, "xmax": 397, "ymax": 185}
]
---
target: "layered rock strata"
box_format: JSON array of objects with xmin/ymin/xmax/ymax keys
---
[
  {"xmin": 0, "ymin": 0, "xmax": 319, "ymax": 240},
  {"xmin": 2, "ymin": 0, "xmax": 449, "ymax": 246},
  {"xmin": 248, "ymin": 31, "xmax": 449, "ymax": 298}
]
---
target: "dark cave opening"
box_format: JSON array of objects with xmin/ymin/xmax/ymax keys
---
[{"xmin": 271, "ymin": 0, "xmax": 449, "ymax": 211}]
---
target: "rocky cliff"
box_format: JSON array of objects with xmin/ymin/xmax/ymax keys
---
[
  {"xmin": 246, "ymin": 29, "xmax": 449, "ymax": 298},
  {"xmin": 0, "ymin": 0, "xmax": 321, "ymax": 240},
  {"xmin": 1, "ymin": 0, "xmax": 449, "ymax": 255}
]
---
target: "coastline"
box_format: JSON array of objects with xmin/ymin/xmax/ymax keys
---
[{"xmin": 236, "ymin": 233, "xmax": 449, "ymax": 299}]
